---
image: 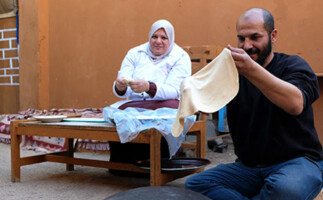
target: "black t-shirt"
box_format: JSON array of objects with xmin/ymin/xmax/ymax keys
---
[{"xmin": 227, "ymin": 52, "xmax": 323, "ymax": 166}]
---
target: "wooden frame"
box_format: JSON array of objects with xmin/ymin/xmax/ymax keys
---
[{"xmin": 10, "ymin": 118, "xmax": 206, "ymax": 186}]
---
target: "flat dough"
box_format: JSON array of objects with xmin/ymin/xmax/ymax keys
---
[
  {"xmin": 171, "ymin": 48, "xmax": 239, "ymax": 137},
  {"xmin": 123, "ymin": 78, "xmax": 133, "ymax": 86}
]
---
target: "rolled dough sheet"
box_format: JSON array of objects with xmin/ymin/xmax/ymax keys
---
[{"xmin": 171, "ymin": 48, "xmax": 239, "ymax": 137}]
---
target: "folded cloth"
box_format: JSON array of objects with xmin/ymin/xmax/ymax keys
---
[{"xmin": 172, "ymin": 48, "xmax": 239, "ymax": 137}]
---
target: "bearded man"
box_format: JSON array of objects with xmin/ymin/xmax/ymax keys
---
[{"xmin": 185, "ymin": 7, "xmax": 323, "ymax": 200}]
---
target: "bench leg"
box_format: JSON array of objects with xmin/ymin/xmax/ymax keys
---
[
  {"xmin": 150, "ymin": 129, "xmax": 162, "ymax": 186},
  {"xmin": 196, "ymin": 122, "xmax": 206, "ymax": 158},
  {"xmin": 10, "ymin": 121, "xmax": 22, "ymax": 182},
  {"xmin": 66, "ymin": 138, "xmax": 74, "ymax": 171}
]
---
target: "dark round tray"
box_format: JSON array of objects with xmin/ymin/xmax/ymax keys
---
[
  {"xmin": 135, "ymin": 158, "xmax": 211, "ymax": 172},
  {"xmin": 105, "ymin": 186, "xmax": 212, "ymax": 200}
]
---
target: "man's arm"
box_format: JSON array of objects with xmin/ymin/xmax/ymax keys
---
[{"xmin": 228, "ymin": 45, "xmax": 303, "ymax": 115}]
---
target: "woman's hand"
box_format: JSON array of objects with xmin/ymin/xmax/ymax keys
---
[
  {"xmin": 129, "ymin": 79, "xmax": 150, "ymax": 93},
  {"xmin": 115, "ymin": 77, "xmax": 128, "ymax": 92}
]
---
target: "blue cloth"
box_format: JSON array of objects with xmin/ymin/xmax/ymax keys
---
[
  {"xmin": 103, "ymin": 106, "xmax": 196, "ymax": 157},
  {"xmin": 218, "ymin": 106, "xmax": 225, "ymax": 132},
  {"xmin": 185, "ymin": 157, "xmax": 323, "ymax": 199}
]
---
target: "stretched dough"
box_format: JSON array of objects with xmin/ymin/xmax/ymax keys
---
[
  {"xmin": 171, "ymin": 48, "xmax": 239, "ymax": 137},
  {"xmin": 123, "ymin": 77, "xmax": 133, "ymax": 86}
]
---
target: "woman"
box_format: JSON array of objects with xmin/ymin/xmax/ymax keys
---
[
  {"xmin": 110, "ymin": 19, "xmax": 191, "ymax": 176},
  {"xmin": 113, "ymin": 19, "xmax": 191, "ymax": 108}
]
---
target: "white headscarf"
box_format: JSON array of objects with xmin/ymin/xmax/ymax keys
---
[{"xmin": 148, "ymin": 19, "xmax": 175, "ymax": 61}]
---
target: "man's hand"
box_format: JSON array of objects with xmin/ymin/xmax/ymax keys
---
[
  {"xmin": 227, "ymin": 45, "xmax": 259, "ymax": 76},
  {"xmin": 129, "ymin": 79, "xmax": 150, "ymax": 93},
  {"xmin": 227, "ymin": 45, "xmax": 304, "ymax": 115}
]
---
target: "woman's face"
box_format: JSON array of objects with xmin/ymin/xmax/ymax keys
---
[{"xmin": 149, "ymin": 28, "xmax": 170, "ymax": 56}]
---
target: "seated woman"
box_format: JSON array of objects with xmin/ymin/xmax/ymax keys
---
[{"xmin": 110, "ymin": 19, "xmax": 191, "ymax": 176}]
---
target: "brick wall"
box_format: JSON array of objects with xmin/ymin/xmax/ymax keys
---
[{"xmin": 0, "ymin": 28, "xmax": 19, "ymax": 85}]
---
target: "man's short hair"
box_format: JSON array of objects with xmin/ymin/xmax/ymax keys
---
[
  {"xmin": 244, "ymin": 8, "xmax": 275, "ymax": 33},
  {"xmin": 261, "ymin": 8, "xmax": 275, "ymax": 33}
]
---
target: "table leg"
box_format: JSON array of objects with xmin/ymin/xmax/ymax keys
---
[
  {"xmin": 66, "ymin": 138, "xmax": 74, "ymax": 171},
  {"xmin": 10, "ymin": 120, "xmax": 22, "ymax": 182},
  {"xmin": 196, "ymin": 121, "xmax": 206, "ymax": 158},
  {"xmin": 149, "ymin": 129, "xmax": 162, "ymax": 186}
]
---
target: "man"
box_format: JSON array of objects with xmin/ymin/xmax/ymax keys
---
[{"xmin": 185, "ymin": 8, "xmax": 323, "ymax": 199}]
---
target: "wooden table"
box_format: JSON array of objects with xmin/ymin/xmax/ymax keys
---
[{"xmin": 10, "ymin": 119, "xmax": 206, "ymax": 186}]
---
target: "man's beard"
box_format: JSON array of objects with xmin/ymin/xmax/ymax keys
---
[{"xmin": 246, "ymin": 36, "xmax": 272, "ymax": 66}]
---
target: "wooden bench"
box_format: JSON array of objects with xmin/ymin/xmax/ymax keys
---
[{"xmin": 10, "ymin": 118, "xmax": 206, "ymax": 186}]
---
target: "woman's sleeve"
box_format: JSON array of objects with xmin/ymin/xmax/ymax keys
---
[
  {"xmin": 152, "ymin": 51, "xmax": 192, "ymax": 100},
  {"xmin": 112, "ymin": 49, "xmax": 136, "ymax": 98}
]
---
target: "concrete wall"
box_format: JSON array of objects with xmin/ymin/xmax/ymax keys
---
[
  {"xmin": 15, "ymin": 0, "xmax": 323, "ymax": 140},
  {"xmin": 19, "ymin": 0, "xmax": 39, "ymax": 111},
  {"xmin": 19, "ymin": 0, "xmax": 323, "ymax": 110}
]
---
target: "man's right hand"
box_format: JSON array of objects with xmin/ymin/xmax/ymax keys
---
[{"xmin": 227, "ymin": 44, "xmax": 259, "ymax": 76}]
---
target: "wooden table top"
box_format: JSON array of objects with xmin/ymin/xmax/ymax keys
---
[{"xmin": 17, "ymin": 121, "xmax": 118, "ymax": 131}]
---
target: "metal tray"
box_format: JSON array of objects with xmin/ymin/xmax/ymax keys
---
[{"xmin": 135, "ymin": 158, "xmax": 211, "ymax": 172}]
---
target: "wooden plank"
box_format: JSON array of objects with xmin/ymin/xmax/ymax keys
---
[
  {"xmin": 196, "ymin": 120, "xmax": 206, "ymax": 158},
  {"xmin": 16, "ymin": 126, "xmax": 151, "ymax": 143},
  {"xmin": 19, "ymin": 155, "xmax": 47, "ymax": 166},
  {"xmin": 207, "ymin": 134, "xmax": 230, "ymax": 141},
  {"xmin": 150, "ymin": 129, "xmax": 162, "ymax": 186},
  {"xmin": 10, "ymin": 119, "xmax": 206, "ymax": 186},
  {"xmin": 10, "ymin": 120, "xmax": 22, "ymax": 182},
  {"xmin": 45, "ymin": 155, "xmax": 147, "ymax": 173},
  {"xmin": 18, "ymin": 121, "xmax": 117, "ymax": 130},
  {"xmin": 65, "ymin": 138, "xmax": 74, "ymax": 171}
]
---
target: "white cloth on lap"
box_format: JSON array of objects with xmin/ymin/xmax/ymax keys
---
[{"xmin": 103, "ymin": 106, "xmax": 196, "ymax": 158}]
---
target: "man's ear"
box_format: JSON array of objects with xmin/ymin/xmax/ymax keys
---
[{"xmin": 271, "ymin": 29, "xmax": 278, "ymax": 44}]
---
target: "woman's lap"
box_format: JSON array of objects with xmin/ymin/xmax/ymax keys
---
[{"xmin": 109, "ymin": 99, "xmax": 179, "ymax": 176}]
